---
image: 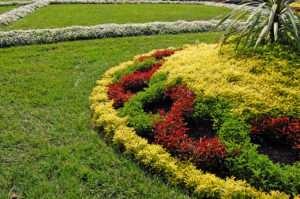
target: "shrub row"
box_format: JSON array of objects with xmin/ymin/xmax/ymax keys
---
[
  {"xmin": 90, "ymin": 49, "xmax": 292, "ymax": 198},
  {"xmin": 0, "ymin": 20, "xmax": 242, "ymax": 47}
]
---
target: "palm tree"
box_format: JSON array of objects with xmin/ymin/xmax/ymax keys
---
[{"xmin": 213, "ymin": 0, "xmax": 300, "ymax": 52}]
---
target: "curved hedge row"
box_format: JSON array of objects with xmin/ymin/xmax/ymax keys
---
[
  {"xmin": 90, "ymin": 46, "xmax": 299, "ymax": 198},
  {"xmin": 0, "ymin": 20, "xmax": 242, "ymax": 48}
]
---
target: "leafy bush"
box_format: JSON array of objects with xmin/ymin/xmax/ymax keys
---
[
  {"xmin": 192, "ymin": 97, "xmax": 300, "ymax": 195},
  {"xmin": 251, "ymin": 116, "xmax": 300, "ymax": 151},
  {"xmin": 118, "ymin": 80, "xmax": 166, "ymax": 136},
  {"xmin": 108, "ymin": 61, "xmax": 163, "ymax": 108}
]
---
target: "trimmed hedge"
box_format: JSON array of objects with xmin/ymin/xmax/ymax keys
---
[{"xmin": 0, "ymin": 20, "xmax": 244, "ymax": 47}]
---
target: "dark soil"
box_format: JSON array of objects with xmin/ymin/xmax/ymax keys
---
[
  {"xmin": 143, "ymin": 96, "xmax": 173, "ymax": 114},
  {"xmin": 185, "ymin": 118, "xmax": 217, "ymax": 140},
  {"xmin": 126, "ymin": 83, "xmax": 148, "ymax": 94},
  {"xmin": 252, "ymin": 138, "xmax": 299, "ymax": 165}
]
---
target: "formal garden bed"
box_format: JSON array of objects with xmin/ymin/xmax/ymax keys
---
[
  {"xmin": 1, "ymin": 0, "xmax": 299, "ymax": 198},
  {"xmin": 90, "ymin": 42, "xmax": 299, "ymax": 198}
]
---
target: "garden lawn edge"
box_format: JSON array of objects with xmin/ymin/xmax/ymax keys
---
[{"xmin": 90, "ymin": 48, "xmax": 292, "ymax": 199}]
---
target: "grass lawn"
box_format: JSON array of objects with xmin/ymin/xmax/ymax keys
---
[
  {"xmin": 0, "ymin": 32, "xmax": 221, "ymax": 198},
  {"xmin": 0, "ymin": 5, "xmax": 19, "ymax": 14},
  {"xmin": 4, "ymin": 4, "xmax": 231, "ymax": 30}
]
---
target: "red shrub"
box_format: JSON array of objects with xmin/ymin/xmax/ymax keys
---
[
  {"xmin": 251, "ymin": 116, "xmax": 300, "ymax": 151},
  {"xmin": 107, "ymin": 84, "xmax": 133, "ymax": 108},
  {"xmin": 152, "ymin": 84, "xmax": 228, "ymax": 169},
  {"xmin": 108, "ymin": 63, "xmax": 162, "ymax": 108},
  {"xmin": 137, "ymin": 48, "xmax": 183, "ymax": 63},
  {"xmin": 108, "ymin": 48, "xmax": 182, "ymax": 108}
]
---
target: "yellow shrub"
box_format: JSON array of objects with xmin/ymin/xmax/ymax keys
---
[{"xmin": 159, "ymin": 44, "xmax": 299, "ymax": 118}]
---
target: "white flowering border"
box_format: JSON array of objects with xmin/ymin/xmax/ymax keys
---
[
  {"xmin": 0, "ymin": 19, "xmax": 245, "ymax": 47},
  {"xmin": 0, "ymin": 1, "xmax": 32, "ymax": 6},
  {"xmin": 0, "ymin": 0, "xmax": 50, "ymax": 27}
]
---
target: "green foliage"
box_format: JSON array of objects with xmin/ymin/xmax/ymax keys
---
[
  {"xmin": 226, "ymin": 146, "xmax": 300, "ymax": 195},
  {"xmin": 192, "ymin": 97, "xmax": 299, "ymax": 195},
  {"xmin": 118, "ymin": 78, "xmax": 167, "ymax": 136},
  {"xmin": 149, "ymin": 72, "xmax": 168, "ymax": 86},
  {"xmin": 218, "ymin": 116, "xmax": 251, "ymax": 144},
  {"xmin": 213, "ymin": 0, "xmax": 300, "ymax": 52}
]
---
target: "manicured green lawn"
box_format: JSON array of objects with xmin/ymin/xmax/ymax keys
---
[
  {"xmin": 0, "ymin": 5, "xmax": 19, "ymax": 14},
  {"xmin": 4, "ymin": 4, "xmax": 231, "ymax": 30},
  {"xmin": 0, "ymin": 32, "xmax": 221, "ymax": 198}
]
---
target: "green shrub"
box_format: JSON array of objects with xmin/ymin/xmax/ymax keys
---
[
  {"xmin": 193, "ymin": 97, "xmax": 299, "ymax": 195},
  {"xmin": 118, "ymin": 74, "xmax": 167, "ymax": 137}
]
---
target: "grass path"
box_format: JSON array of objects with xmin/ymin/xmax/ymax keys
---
[
  {"xmin": 4, "ymin": 4, "xmax": 230, "ymax": 30},
  {"xmin": 0, "ymin": 6, "xmax": 19, "ymax": 14},
  {"xmin": 0, "ymin": 32, "xmax": 220, "ymax": 198}
]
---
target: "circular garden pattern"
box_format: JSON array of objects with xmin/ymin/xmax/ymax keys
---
[{"xmin": 90, "ymin": 44, "xmax": 300, "ymax": 198}]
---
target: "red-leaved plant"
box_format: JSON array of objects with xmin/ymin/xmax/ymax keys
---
[
  {"xmin": 251, "ymin": 116, "xmax": 300, "ymax": 151},
  {"xmin": 152, "ymin": 85, "xmax": 228, "ymax": 170},
  {"xmin": 108, "ymin": 62, "xmax": 163, "ymax": 108},
  {"xmin": 137, "ymin": 48, "xmax": 183, "ymax": 63},
  {"xmin": 108, "ymin": 48, "xmax": 182, "ymax": 108}
]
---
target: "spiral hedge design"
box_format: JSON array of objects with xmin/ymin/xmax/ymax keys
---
[{"xmin": 90, "ymin": 44, "xmax": 300, "ymax": 198}]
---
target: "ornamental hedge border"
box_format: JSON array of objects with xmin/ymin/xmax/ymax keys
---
[
  {"xmin": 90, "ymin": 46, "xmax": 299, "ymax": 198},
  {"xmin": 0, "ymin": 20, "xmax": 244, "ymax": 48}
]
